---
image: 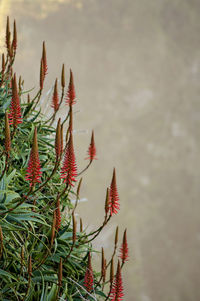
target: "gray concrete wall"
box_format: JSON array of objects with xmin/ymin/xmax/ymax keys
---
[{"xmin": 1, "ymin": 0, "xmax": 200, "ymax": 300}]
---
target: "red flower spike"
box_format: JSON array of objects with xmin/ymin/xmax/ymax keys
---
[
  {"xmin": 66, "ymin": 69, "xmax": 76, "ymax": 106},
  {"xmin": 84, "ymin": 252, "xmax": 94, "ymax": 292},
  {"xmin": 5, "ymin": 112, "xmax": 11, "ymax": 156},
  {"xmin": 8, "ymin": 73, "xmax": 22, "ymax": 128},
  {"xmin": 12, "ymin": 20, "xmax": 17, "ymax": 51},
  {"xmin": 109, "ymin": 168, "xmax": 120, "ymax": 215},
  {"xmin": 109, "ymin": 260, "xmax": 124, "ymax": 301},
  {"xmin": 55, "ymin": 199, "xmax": 61, "ymax": 231},
  {"xmin": 40, "ymin": 59, "xmax": 44, "ymax": 90},
  {"xmin": 51, "ymin": 78, "xmax": 59, "ymax": 112},
  {"xmin": 25, "ymin": 128, "xmax": 42, "ymax": 187},
  {"xmin": 42, "ymin": 41, "xmax": 48, "ymax": 76},
  {"xmin": 60, "ymin": 133, "xmax": 77, "ymax": 186},
  {"xmin": 85, "ymin": 130, "xmax": 97, "ymax": 162},
  {"xmin": 119, "ymin": 229, "xmax": 129, "ymax": 264}
]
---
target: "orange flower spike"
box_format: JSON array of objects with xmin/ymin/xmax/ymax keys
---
[
  {"xmin": 55, "ymin": 118, "xmax": 62, "ymax": 160},
  {"xmin": 2, "ymin": 53, "xmax": 5, "ymax": 75},
  {"xmin": 60, "ymin": 124, "xmax": 63, "ymax": 154},
  {"xmin": 105, "ymin": 188, "xmax": 110, "ymax": 217},
  {"xmin": 42, "ymin": 41, "xmax": 48, "ymax": 77},
  {"xmin": 52, "ymin": 78, "xmax": 59, "ymax": 112},
  {"xmin": 86, "ymin": 130, "xmax": 97, "ymax": 162},
  {"xmin": 68, "ymin": 106, "xmax": 73, "ymax": 133},
  {"xmin": 12, "ymin": 20, "xmax": 17, "ymax": 52},
  {"xmin": 66, "ymin": 69, "xmax": 76, "ymax": 106},
  {"xmin": 110, "ymin": 257, "xmax": 114, "ymax": 285},
  {"xmin": 5, "ymin": 16, "xmax": 10, "ymax": 51},
  {"xmin": 61, "ymin": 63, "xmax": 65, "ymax": 89},
  {"xmin": 5, "ymin": 112, "xmax": 11, "ymax": 156},
  {"xmin": 109, "ymin": 168, "xmax": 120, "ymax": 216},
  {"xmin": 115, "ymin": 226, "xmax": 119, "ymax": 247},
  {"xmin": 119, "ymin": 229, "xmax": 129, "ymax": 264},
  {"xmin": 40, "ymin": 59, "xmax": 44, "ymax": 90}
]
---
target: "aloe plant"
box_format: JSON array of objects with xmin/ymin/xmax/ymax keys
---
[{"xmin": 0, "ymin": 17, "xmax": 129, "ymax": 301}]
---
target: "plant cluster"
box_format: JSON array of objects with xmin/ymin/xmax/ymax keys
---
[{"xmin": 0, "ymin": 17, "xmax": 129, "ymax": 301}]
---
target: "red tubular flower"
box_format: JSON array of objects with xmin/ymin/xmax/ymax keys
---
[
  {"xmin": 5, "ymin": 112, "xmax": 11, "ymax": 156},
  {"xmin": 25, "ymin": 128, "xmax": 42, "ymax": 187},
  {"xmin": 85, "ymin": 130, "xmax": 97, "ymax": 162},
  {"xmin": 109, "ymin": 168, "xmax": 120, "ymax": 215},
  {"xmin": 51, "ymin": 78, "xmax": 59, "ymax": 112},
  {"xmin": 110, "ymin": 260, "xmax": 124, "ymax": 301},
  {"xmin": 55, "ymin": 199, "xmax": 61, "ymax": 231},
  {"xmin": 66, "ymin": 69, "xmax": 76, "ymax": 106},
  {"xmin": 84, "ymin": 252, "xmax": 94, "ymax": 292},
  {"xmin": 119, "ymin": 229, "xmax": 129, "ymax": 264},
  {"xmin": 60, "ymin": 133, "xmax": 77, "ymax": 186},
  {"xmin": 8, "ymin": 73, "xmax": 22, "ymax": 128},
  {"xmin": 42, "ymin": 41, "xmax": 48, "ymax": 76}
]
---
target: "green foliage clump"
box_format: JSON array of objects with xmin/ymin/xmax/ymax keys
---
[{"xmin": 0, "ymin": 17, "xmax": 128, "ymax": 301}]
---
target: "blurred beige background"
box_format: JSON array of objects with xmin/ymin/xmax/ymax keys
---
[{"xmin": 1, "ymin": 0, "xmax": 200, "ymax": 300}]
